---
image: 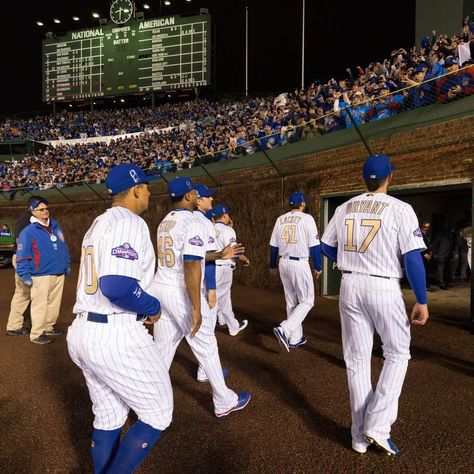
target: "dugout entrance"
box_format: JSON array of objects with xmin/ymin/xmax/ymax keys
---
[{"xmin": 320, "ymin": 179, "xmax": 472, "ymax": 326}]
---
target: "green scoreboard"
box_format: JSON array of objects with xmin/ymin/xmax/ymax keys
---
[{"xmin": 42, "ymin": 14, "xmax": 211, "ymax": 102}]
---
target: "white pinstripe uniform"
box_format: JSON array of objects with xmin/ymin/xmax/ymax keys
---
[
  {"xmin": 270, "ymin": 211, "xmax": 320, "ymax": 344},
  {"xmin": 215, "ymin": 222, "xmax": 240, "ymax": 333},
  {"xmin": 67, "ymin": 207, "xmax": 173, "ymax": 431},
  {"xmin": 152, "ymin": 209, "xmax": 239, "ymax": 415},
  {"xmin": 321, "ymin": 192, "xmax": 426, "ymax": 444}
]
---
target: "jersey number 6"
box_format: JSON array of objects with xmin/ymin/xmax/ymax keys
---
[
  {"xmin": 157, "ymin": 236, "xmax": 175, "ymax": 267},
  {"xmin": 344, "ymin": 218, "xmax": 381, "ymax": 253}
]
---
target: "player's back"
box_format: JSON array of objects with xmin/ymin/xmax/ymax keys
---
[
  {"xmin": 270, "ymin": 211, "xmax": 318, "ymax": 258},
  {"xmin": 74, "ymin": 207, "xmax": 155, "ymax": 315},
  {"xmin": 331, "ymin": 192, "xmax": 422, "ymax": 278},
  {"xmin": 215, "ymin": 223, "xmax": 237, "ymax": 266},
  {"xmin": 155, "ymin": 209, "xmax": 206, "ymax": 288}
]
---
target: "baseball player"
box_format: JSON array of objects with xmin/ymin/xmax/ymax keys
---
[
  {"xmin": 67, "ymin": 164, "xmax": 173, "ymax": 473},
  {"xmin": 212, "ymin": 204, "xmax": 250, "ymax": 335},
  {"xmin": 152, "ymin": 177, "xmax": 250, "ymax": 417},
  {"xmin": 270, "ymin": 192, "xmax": 322, "ymax": 351},
  {"xmin": 193, "ymin": 184, "xmax": 246, "ymax": 381},
  {"xmin": 321, "ymin": 154, "xmax": 429, "ymax": 456}
]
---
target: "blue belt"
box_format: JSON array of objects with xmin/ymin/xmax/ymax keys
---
[
  {"xmin": 342, "ymin": 270, "xmax": 390, "ymax": 280},
  {"xmin": 86, "ymin": 312, "xmax": 147, "ymax": 323},
  {"xmin": 280, "ymin": 256, "xmax": 305, "ymax": 261}
]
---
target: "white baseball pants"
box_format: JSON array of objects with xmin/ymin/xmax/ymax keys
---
[
  {"xmin": 339, "ymin": 272, "xmax": 411, "ymax": 442},
  {"xmin": 67, "ymin": 313, "xmax": 173, "ymax": 431},
  {"xmin": 278, "ymin": 258, "xmax": 314, "ymax": 344},
  {"xmin": 153, "ymin": 284, "xmax": 238, "ymax": 415},
  {"xmin": 216, "ymin": 265, "xmax": 240, "ymax": 334}
]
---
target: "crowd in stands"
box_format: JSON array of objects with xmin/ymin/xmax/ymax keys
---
[{"xmin": 1, "ymin": 25, "xmax": 474, "ymax": 191}]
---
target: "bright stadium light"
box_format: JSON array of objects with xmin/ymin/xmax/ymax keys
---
[
  {"xmin": 120, "ymin": 98, "xmax": 125, "ymax": 103},
  {"xmin": 92, "ymin": 12, "xmax": 100, "ymax": 19},
  {"xmin": 53, "ymin": 18, "xmax": 61, "ymax": 24},
  {"xmin": 143, "ymin": 3, "xmax": 150, "ymax": 9},
  {"xmin": 36, "ymin": 21, "xmax": 44, "ymax": 26},
  {"xmin": 186, "ymin": 0, "xmax": 191, "ymax": 2},
  {"xmin": 72, "ymin": 16, "xmax": 80, "ymax": 21},
  {"xmin": 164, "ymin": 1, "xmax": 171, "ymax": 5}
]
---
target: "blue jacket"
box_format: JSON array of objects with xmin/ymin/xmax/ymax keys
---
[{"xmin": 16, "ymin": 219, "xmax": 70, "ymax": 279}]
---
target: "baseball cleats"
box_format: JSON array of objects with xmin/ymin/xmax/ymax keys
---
[
  {"xmin": 6, "ymin": 327, "xmax": 30, "ymax": 336},
  {"xmin": 229, "ymin": 319, "xmax": 248, "ymax": 336},
  {"xmin": 365, "ymin": 436, "xmax": 399, "ymax": 457},
  {"xmin": 197, "ymin": 368, "xmax": 229, "ymax": 383},
  {"xmin": 273, "ymin": 326, "xmax": 290, "ymax": 352},
  {"xmin": 289, "ymin": 337, "xmax": 307, "ymax": 349},
  {"xmin": 215, "ymin": 392, "xmax": 251, "ymax": 418},
  {"xmin": 352, "ymin": 437, "xmax": 372, "ymax": 454}
]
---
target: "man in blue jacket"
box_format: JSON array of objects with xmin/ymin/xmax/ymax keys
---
[{"xmin": 16, "ymin": 198, "xmax": 70, "ymax": 344}]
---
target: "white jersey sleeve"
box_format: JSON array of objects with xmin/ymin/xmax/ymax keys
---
[
  {"xmin": 397, "ymin": 204, "xmax": 426, "ymax": 255},
  {"xmin": 216, "ymin": 223, "xmax": 237, "ymax": 266}
]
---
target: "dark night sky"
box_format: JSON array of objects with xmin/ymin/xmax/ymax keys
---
[{"xmin": 0, "ymin": 0, "xmax": 415, "ymax": 115}]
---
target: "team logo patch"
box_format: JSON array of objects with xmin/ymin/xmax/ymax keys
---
[
  {"xmin": 17, "ymin": 243, "xmax": 23, "ymax": 251},
  {"xmin": 57, "ymin": 230, "xmax": 65, "ymax": 242},
  {"xmin": 229, "ymin": 237, "xmax": 237, "ymax": 244},
  {"xmin": 208, "ymin": 236, "xmax": 215, "ymax": 244},
  {"xmin": 413, "ymin": 228, "xmax": 423, "ymax": 237},
  {"xmin": 189, "ymin": 235, "xmax": 204, "ymax": 246},
  {"xmin": 111, "ymin": 242, "xmax": 139, "ymax": 260}
]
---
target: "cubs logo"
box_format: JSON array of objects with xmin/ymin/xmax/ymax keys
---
[
  {"xmin": 189, "ymin": 235, "xmax": 204, "ymax": 247},
  {"xmin": 413, "ymin": 228, "xmax": 423, "ymax": 237},
  {"xmin": 208, "ymin": 236, "xmax": 215, "ymax": 244},
  {"xmin": 111, "ymin": 242, "xmax": 139, "ymax": 260},
  {"xmin": 17, "ymin": 243, "xmax": 23, "ymax": 251},
  {"xmin": 57, "ymin": 230, "xmax": 65, "ymax": 242}
]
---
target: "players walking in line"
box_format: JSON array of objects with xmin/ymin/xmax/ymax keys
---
[
  {"xmin": 270, "ymin": 192, "xmax": 322, "ymax": 351},
  {"xmin": 67, "ymin": 164, "xmax": 173, "ymax": 473},
  {"xmin": 212, "ymin": 204, "xmax": 250, "ymax": 335},
  {"xmin": 15, "ymin": 198, "xmax": 71, "ymax": 344},
  {"xmin": 152, "ymin": 177, "xmax": 250, "ymax": 417},
  {"xmin": 321, "ymin": 154, "xmax": 429, "ymax": 456}
]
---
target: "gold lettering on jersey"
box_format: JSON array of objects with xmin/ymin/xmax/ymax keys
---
[
  {"xmin": 159, "ymin": 220, "xmax": 177, "ymax": 233},
  {"xmin": 346, "ymin": 201, "xmax": 389, "ymax": 215},
  {"xmin": 279, "ymin": 216, "xmax": 302, "ymax": 225}
]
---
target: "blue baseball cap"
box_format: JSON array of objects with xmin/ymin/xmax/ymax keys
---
[
  {"xmin": 212, "ymin": 204, "xmax": 231, "ymax": 216},
  {"xmin": 29, "ymin": 197, "xmax": 49, "ymax": 211},
  {"xmin": 168, "ymin": 176, "xmax": 196, "ymax": 198},
  {"xmin": 444, "ymin": 56, "xmax": 458, "ymax": 67},
  {"xmin": 204, "ymin": 210, "xmax": 214, "ymax": 220},
  {"xmin": 289, "ymin": 192, "xmax": 306, "ymax": 205},
  {"xmin": 363, "ymin": 154, "xmax": 395, "ymax": 180},
  {"xmin": 414, "ymin": 64, "xmax": 427, "ymax": 73},
  {"xmin": 106, "ymin": 163, "xmax": 158, "ymax": 196},
  {"xmin": 195, "ymin": 183, "xmax": 217, "ymax": 198}
]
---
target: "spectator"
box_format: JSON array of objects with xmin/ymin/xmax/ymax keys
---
[{"xmin": 15, "ymin": 198, "xmax": 71, "ymax": 344}]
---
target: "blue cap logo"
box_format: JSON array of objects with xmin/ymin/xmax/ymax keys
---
[
  {"xmin": 195, "ymin": 183, "xmax": 217, "ymax": 198},
  {"xmin": 211, "ymin": 204, "xmax": 230, "ymax": 216}
]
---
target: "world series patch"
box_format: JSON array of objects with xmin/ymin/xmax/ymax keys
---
[
  {"xmin": 189, "ymin": 235, "xmax": 204, "ymax": 246},
  {"xmin": 111, "ymin": 242, "xmax": 139, "ymax": 260}
]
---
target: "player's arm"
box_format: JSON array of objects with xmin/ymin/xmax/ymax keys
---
[
  {"xmin": 320, "ymin": 241, "xmax": 338, "ymax": 261},
  {"xmin": 184, "ymin": 257, "xmax": 202, "ymax": 337},
  {"xmin": 307, "ymin": 217, "xmax": 322, "ymax": 276},
  {"xmin": 205, "ymin": 244, "xmax": 245, "ymax": 261},
  {"xmin": 403, "ymin": 250, "xmax": 429, "ymax": 325},
  {"xmin": 204, "ymin": 258, "xmax": 217, "ymax": 308},
  {"xmin": 100, "ymin": 275, "xmax": 161, "ymax": 316}
]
